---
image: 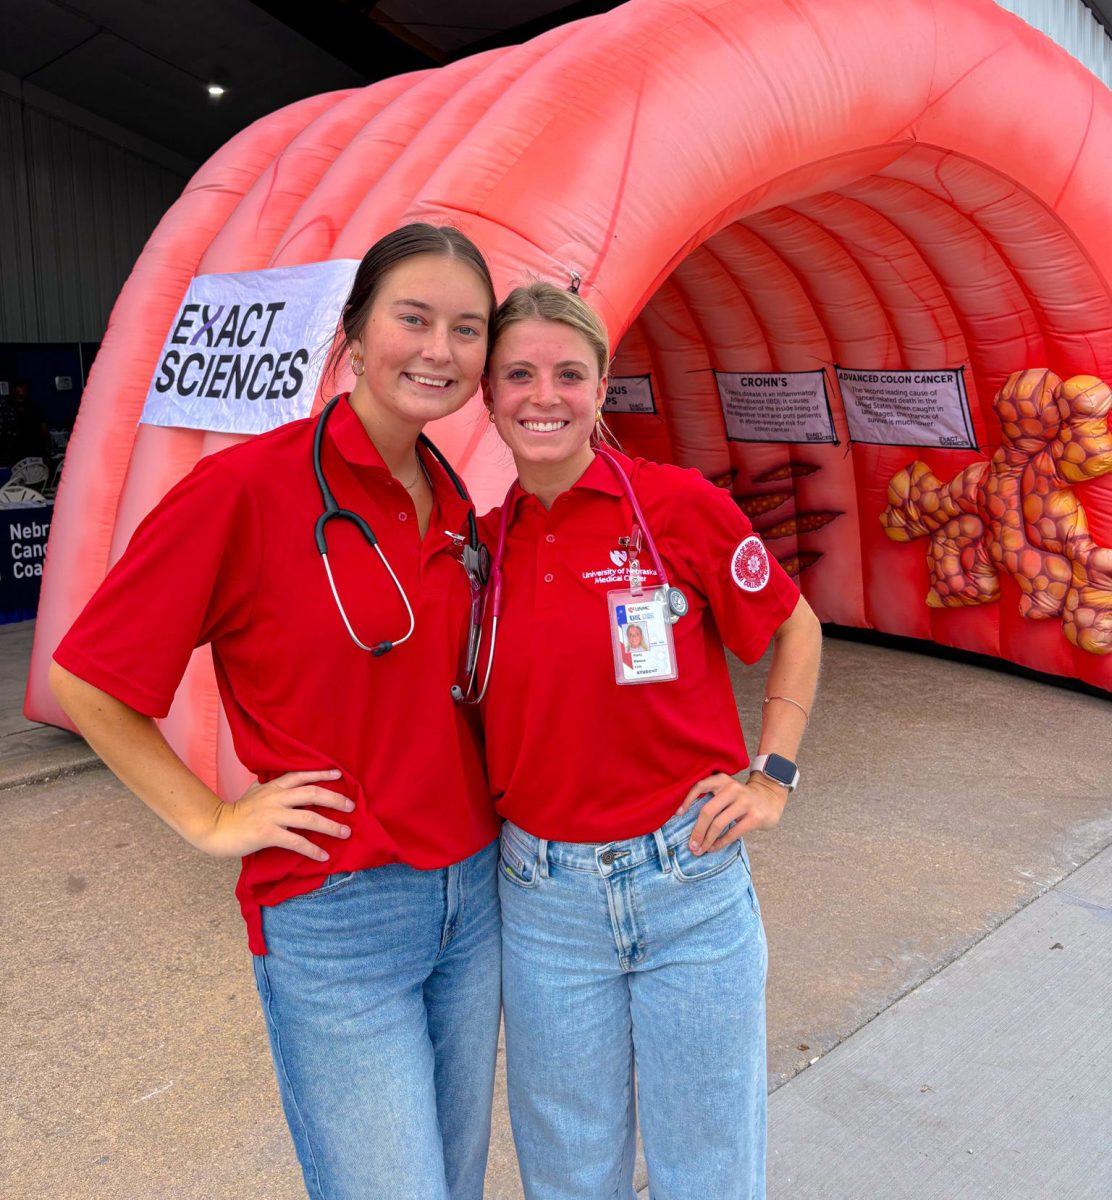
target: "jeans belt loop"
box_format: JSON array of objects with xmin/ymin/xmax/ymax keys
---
[
  {"xmin": 537, "ymin": 838, "xmax": 550, "ymax": 879},
  {"xmin": 652, "ymin": 828, "xmax": 672, "ymax": 875}
]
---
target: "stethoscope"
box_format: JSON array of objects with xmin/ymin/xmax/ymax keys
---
[
  {"xmin": 459, "ymin": 446, "xmax": 689, "ymax": 704},
  {"xmin": 313, "ymin": 395, "xmax": 490, "ymax": 684}
]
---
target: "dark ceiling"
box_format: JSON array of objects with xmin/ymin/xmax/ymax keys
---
[
  {"xmin": 1, "ymin": 0, "xmax": 621, "ymax": 165},
  {"xmin": 3, "ymin": 1, "xmax": 1110, "ymax": 167}
]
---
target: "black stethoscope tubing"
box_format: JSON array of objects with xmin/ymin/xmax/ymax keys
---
[{"xmin": 312, "ymin": 394, "xmax": 487, "ymax": 659}]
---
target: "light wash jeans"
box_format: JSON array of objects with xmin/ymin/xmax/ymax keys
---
[
  {"xmin": 252, "ymin": 839, "xmax": 501, "ymax": 1200},
  {"xmin": 499, "ymin": 800, "xmax": 767, "ymax": 1200}
]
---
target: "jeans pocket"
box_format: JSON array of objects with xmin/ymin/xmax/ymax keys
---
[
  {"xmin": 668, "ymin": 837, "xmax": 742, "ymax": 882},
  {"xmin": 499, "ymin": 832, "xmax": 540, "ymax": 890},
  {"xmin": 282, "ymin": 869, "xmax": 358, "ymax": 903}
]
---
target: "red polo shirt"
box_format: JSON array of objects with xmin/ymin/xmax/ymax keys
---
[
  {"xmin": 479, "ymin": 451, "xmax": 800, "ymax": 842},
  {"xmin": 55, "ymin": 395, "xmax": 499, "ymax": 952}
]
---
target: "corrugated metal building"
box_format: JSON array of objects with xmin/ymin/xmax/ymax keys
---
[
  {"xmin": 1, "ymin": 0, "xmax": 1111, "ymax": 346},
  {"xmin": 0, "ymin": 77, "xmax": 188, "ymax": 343}
]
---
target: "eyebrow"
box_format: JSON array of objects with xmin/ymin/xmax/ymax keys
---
[
  {"xmin": 501, "ymin": 359, "xmax": 590, "ymax": 370},
  {"xmin": 392, "ymin": 298, "xmax": 488, "ymax": 323}
]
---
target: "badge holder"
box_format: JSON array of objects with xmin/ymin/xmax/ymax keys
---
[{"xmin": 607, "ymin": 524, "xmax": 679, "ymax": 686}]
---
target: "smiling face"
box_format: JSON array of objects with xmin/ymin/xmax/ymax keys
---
[
  {"xmin": 350, "ymin": 253, "xmax": 491, "ymax": 435},
  {"xmin": 627, "ymin": 624, "xmax": 644, "ymax": 650},
  {"xmin": 485, "ymin": 317, "xmax": 607, "ymax": 481}
]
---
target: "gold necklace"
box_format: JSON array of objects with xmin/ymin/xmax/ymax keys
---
[{"xmin": 399, "ymin": 458, "xmax": 427, "ymax": 490}]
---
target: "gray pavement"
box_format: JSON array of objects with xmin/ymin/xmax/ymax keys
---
[
  {"xmin": 4, "ymin": 619, "xmax": 1112, "ymax": 1199},
  {"xmin": 765, "ymin": 842, "xmax": 1112, "ymax": 1199},
  {"xmin": 0, "ymin": 621, "xmax": 97, "ymax": 788}
]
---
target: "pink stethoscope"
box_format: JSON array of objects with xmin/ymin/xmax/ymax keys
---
[{"xmin": 454, "ymin": 447, "xmax": 689, "ymax": 704}]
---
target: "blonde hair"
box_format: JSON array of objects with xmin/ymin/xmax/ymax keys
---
[{"xmin": 490, "ymin": 280, "xmax": 619, "ymax": 447}]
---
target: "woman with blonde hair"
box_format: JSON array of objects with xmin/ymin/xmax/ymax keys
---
[{"xmin": 477, "ymin": 280, "xmax": 821, "ymax": 1199}]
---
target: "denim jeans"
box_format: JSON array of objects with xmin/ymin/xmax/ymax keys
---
[
  {"xmin": 252, "ymin": 839, "xmax": 501, "ymax": 1200},
  {"xmin": 499, "ymin": 801, "xmax": 767, "ymax": 1200}
]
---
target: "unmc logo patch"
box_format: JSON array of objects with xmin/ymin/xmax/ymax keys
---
[{"xmin": 731, "ymin": 536, "xmax": 769, "ymax": 592}]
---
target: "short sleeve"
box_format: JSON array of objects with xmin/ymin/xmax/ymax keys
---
[
  {"xmin": 664, "ymin": 467, "xmax": 800, "ymax": 664},
  {"xmin": 53, "ymin": 452, "xmax": 259, "ymax": 717}
]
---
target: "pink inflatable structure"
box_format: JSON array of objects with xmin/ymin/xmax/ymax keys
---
[{"xmin": 28, "ymin": 0, "xmax": 1112, "ymax": 795}]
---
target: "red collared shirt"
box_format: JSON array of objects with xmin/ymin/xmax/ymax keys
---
[
  {"xmin": 479, "ymin": 451, "xmax": 800, "ymax": 842},
  {"xmin": 55, "ymin": 395, "xmax": 498, "ymax": 952}
]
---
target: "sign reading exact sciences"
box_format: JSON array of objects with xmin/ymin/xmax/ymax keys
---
[{"xmin": 141, "ymin": 260, "xmax": 359, "ymax": 435}]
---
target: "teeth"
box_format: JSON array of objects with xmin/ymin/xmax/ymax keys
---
[
  {"xmin": 522, "ymin": 420, "xmax": 568, "ymax": 432},
  {"xmin": 409, "ymin": 374, "xmax": 450, "ymax": 388}
]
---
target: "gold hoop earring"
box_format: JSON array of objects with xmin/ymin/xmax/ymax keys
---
[
  {"xmin": 488, "ymin": 411, "xmax": 496, "ymax": 424},
  {"xmin": 350, "ymin": 352, "xmax": 364, "ymax": 377},
  {"xmin": 595, "ymin": 409, "xmax": 603, "ymax": 422}
]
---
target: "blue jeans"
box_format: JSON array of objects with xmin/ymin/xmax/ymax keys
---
[
  {"xmin": 252, "ymin": 840, "xmax": 501, "ymax": 1200},
  {"xmin": 499, "ymin": 802, "xmax": 767, "ymax": 1200}
]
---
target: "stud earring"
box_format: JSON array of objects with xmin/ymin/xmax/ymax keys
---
[{"xmin": 488, "ymin": 411, "xmax": 496, "ymax": 424}]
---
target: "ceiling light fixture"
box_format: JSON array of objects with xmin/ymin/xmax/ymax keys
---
[{"xmin": 207, "ymin": 84, "xmax": 226, "ymax": 97}]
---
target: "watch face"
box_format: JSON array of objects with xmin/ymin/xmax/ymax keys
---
[{"xmin": 763, "ymin": 753, "xmax": 796, "ymax": 785}]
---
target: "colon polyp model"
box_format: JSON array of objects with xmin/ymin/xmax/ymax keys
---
[{"xmin": 880, "ymin": 369, "xmax": 1112, "ymax": 654}]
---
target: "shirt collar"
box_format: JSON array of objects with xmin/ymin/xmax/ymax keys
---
[
  {"xmin": 506, "ymin": 448, "xmax": 632, "ymax": 518},
  {"xmin": 325, "ymin": 392, "xmax": 472, "ymax": 525},
  {"xmin": 326, "ymin": 393, "xmax": 390, "ymax": 472}
]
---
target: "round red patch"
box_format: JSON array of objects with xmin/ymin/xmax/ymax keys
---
[{"xmin": 731, "ymin": 535, "xmax": 769, "ymax": 592}]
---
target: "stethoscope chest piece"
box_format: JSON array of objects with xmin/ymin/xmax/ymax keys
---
[{"xmin": 667, "ymin": 587, "xmax": 689, "ymax": 620}]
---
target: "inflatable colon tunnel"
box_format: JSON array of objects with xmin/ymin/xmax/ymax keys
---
[{"xmin": 27, "ymin": 0, "xmax": 1112, "ymax": 797}]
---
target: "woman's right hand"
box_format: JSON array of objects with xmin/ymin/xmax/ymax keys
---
[{"xmin": 197, "ymin": 769, "xmax": 354, "ymax": 861}]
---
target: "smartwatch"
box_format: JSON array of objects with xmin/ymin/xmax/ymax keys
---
[{"xmin": 749, "ymin": 753, "xmax": 800, "ymax": 792}]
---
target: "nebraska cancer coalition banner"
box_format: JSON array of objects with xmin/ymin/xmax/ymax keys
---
[
  {"xmin": 714, "ymin": 370, "xmax": 836, "ymax": 444},
  {"xmin": 835, "ymin": 367, "xmax": 976, "ymax": 449},
  {"xmin": 140, "ymin": 260, "xmax": 360, "ymax": 435}
]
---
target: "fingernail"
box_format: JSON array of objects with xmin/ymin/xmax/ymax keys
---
[
  {"xmin": 340, "ymin": 827, "xmax": 351, "ymax": 838},
  {"xmin": 328, "ymin": 769, "xmax": 341, "ymax": 778},
  {"xmin": 344, "ymin": 800, "xmax": 355, "ymax": 811},
  {"xmin": 690, "ymin": 840, "xmax": 702, "ymax": 855},
  {"xmin": 320, "ymin": 851, "xmax": 330, "ymax": 861}
]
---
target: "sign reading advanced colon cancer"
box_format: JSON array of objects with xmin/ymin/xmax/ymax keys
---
[
  {"xmin": 714, "ymin": 370, "xmax": 836, "ymax": 444},
  {"xmin": 836, "ymin": 367, "xmax": 976, "ymax": 449},
  {"xmin": 141, "ymin": 260, "xmax": 359, "ymax": 435}
]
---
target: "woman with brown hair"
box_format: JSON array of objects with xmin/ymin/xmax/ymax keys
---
[{"xmin": 51, "ymin": 224, "xmax": 503, "ymax": 1200}]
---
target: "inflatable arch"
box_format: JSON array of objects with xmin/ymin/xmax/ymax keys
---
[{"xmin": 27, "ymin": 0, "xmax": 1112, "ymax": 796}]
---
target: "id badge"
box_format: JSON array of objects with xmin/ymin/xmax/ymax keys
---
[{"xmin": 607, "ymin": 588, "xmax": 679, "ymax": 685}]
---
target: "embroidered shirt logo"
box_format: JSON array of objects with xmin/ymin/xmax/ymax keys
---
[
  {"xmin": 731, "ymin": 536, "xmax": 769, "ymax": 592},
  {"xmin": 610, "ymin": 549, "xmax": 628, "ymax": 567}
]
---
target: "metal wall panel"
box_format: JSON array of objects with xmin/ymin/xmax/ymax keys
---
[
  {"xmin": 996, "ymin": 0, "xmax": 1112, "ymax": 87},
  {"xmin": 0, "ymin": 97, "xmax": 38, "ymax": 341},
  {"xmin": 0, "ymin": 93, "xmax": 186, "ymax": 342}
]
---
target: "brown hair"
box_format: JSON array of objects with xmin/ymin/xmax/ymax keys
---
[{"xmin": 325, "ymin": 223, "xmax": 496, "ymax": 383}]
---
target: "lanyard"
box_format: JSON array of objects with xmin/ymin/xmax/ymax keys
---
[
  {"xmin": 471, "ymin": 449, "xmax": 684, "ymax": 703},
  {"xmin": 490, "ymin": 448, "xmax": 672, "ymax": 613}
]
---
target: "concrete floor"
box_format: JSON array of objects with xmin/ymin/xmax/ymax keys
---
[{"xmin": 3, "ymin": 621, "xmax": 1111, "ymax": 1199}]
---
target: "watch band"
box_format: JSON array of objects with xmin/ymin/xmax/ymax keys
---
[{"xmin": 749, "ymin": 752, "xmax": 800, "ymax": 792}]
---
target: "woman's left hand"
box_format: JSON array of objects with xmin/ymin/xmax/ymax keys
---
[{"xmin": 676, "ymin": 771, "xmax": 789, "ymax": 856}]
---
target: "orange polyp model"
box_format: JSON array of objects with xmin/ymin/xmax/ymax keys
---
[{"xmin": 27, "ymin": 0, "xmax": 1112, "ymax": 794}]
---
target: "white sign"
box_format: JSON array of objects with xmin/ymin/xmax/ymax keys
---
[
  {"xmin": 604, "ymin": 375, "xmax": 655, "ymax": 415},
  {"xmin": 715, "ymin": 370, "xmax": 836, "ymax": 445},
  {"xmin": 836, "ymin": 367, "xmax": 975, "ymax": 449},
  {"xmin": 141, "ymin": 259, "xmax": 359, "ymax": 435}
]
